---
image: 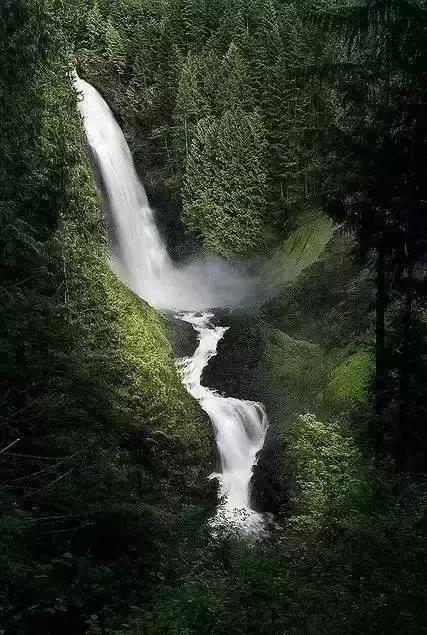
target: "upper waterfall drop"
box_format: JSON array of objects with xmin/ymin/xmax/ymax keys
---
[
  {"xmin": 75, "ymin": 77, "xmax": 172, "ymax": 277},
  {"xmin": 75, "ymin": 75, "xmax": 251, "ymax": 311}
]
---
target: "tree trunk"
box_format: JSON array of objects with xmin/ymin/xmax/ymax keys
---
[
  {"xmin": 374, "ymin": 237, "xmax": 386, "ymax": 452},
  {"xmin": 396, "ymin": 254, "xmax": 414, "ymax": 471}
]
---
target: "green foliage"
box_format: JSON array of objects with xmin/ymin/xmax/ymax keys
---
[
  {"xmin": 183, "ymin": 109, "xmax": 268, "ymax": 256},
  {"xmin": 105, "ymin": 19, "xmax": 126, "ymax": 74},
  {"xmin": 326, "ymin": 350, "xmax": 372, "ymax": 407},
  {"xmin": 173, "ymin": 53, "xmax": 210, "ymax": 164},
  {"xmin": 122, "ymin": 433, "xmax": 424, "ymax": 635},
  {"xmin": 0, "ymin": 515, "xmax": 33, "ymax": 588},
  {"xmin": 85, "ymin": 0, "xmax": 105, "ymax": 50},
  {"xmin": 2, "ymin": 1, "xmax": 426, "ymax": 633},
  {"xmin": 219, "ymin": 43, "xmax": 251, "ymax": 111},
  {"xmin": 282, "ymin": 413, "xmax": 368, "ymax": 522}
]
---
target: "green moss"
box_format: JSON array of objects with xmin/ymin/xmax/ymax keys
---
[
  {"xmin": 262, "ymin": 326, "xmax": 332, "ymax": 417},
  {"xmin": 105, "ymin": 274, "xmax": 208, "ymax": 449},
  {"xmin": 262, "ymin": 230, "xmax": 375, "ymax": 349},
  {"xmin": 325, "ymin": 350, "xmax": 372, "ymax": 407},
  {"xmin": 261, "ymin": 211, "xmax": 335, "ymax": 291}
]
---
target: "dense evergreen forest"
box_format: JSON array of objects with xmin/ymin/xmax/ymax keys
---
[{"xmin": 1, "ymin": 0, "xmax": 426, "ymax": 633}]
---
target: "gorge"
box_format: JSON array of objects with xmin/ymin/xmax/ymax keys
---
[
  {"xmin": 76, "ymin": 75, "xmax": 269, "ymax": 530},
  {"xmin": 2, "ymin": 3, "xmax": 425, "ymax": 632}
]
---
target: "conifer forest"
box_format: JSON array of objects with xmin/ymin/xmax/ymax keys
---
[{"xmin": 0, "ymin": 1, "xmax": 426, "ymax": 633}]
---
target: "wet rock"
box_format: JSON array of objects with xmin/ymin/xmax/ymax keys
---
[
  {"xmin": 163, "ymin": 311, "xmax": 198, "ymax": 358},
  {"xmin": 202, "ymin": 309, "xmax": 266, "ymax": 400},
  {"xmin": 250, "ymin": 425, "xmax": 290, "ymax": 515}
]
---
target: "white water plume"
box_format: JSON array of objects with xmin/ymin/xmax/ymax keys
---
[{"xmin": 76, "ymin": 75, "xmax": 268, "ymax": 531}]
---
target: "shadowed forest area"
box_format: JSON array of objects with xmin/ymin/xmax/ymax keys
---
[{"xmin": 0, "ymin": 1, "xmax": 426, "ymax": 634}]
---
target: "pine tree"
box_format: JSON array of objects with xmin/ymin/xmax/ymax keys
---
[
  {"xmin": 247, "ymin": 2, "xmax": 329, "ymax": 222},
  {"xmin": 209, "ymin": 0, "xmax": 247, "ymax": 53},
  {"xmin": 85, "ymin": 0, "xmax": 105, "ymax": 50},
  {"xmin": 181, "ymin": 0, "xmax": 209, "ymax": 51},
  {"xmin": 173, "ymin": 54, "xmax": 209, "ymax": 162},
  {"xmin": 105, "ymin": 19, "xmax": 126, "ymax": 74},
  {"xmin": 183, "ymin": 109, "xmax": 268, "ymax": 256},
  {"xmin": 219, "ymin": 43, "xmax": 251, "ymax": 111}
]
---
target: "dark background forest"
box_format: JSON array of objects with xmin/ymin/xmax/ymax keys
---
[{"xmin": 0, "ymin": 0, "xmax": 426, "ymax": 633}]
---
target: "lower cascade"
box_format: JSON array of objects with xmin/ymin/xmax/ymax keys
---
[
  {"xmin": 177, "ymin": 312, "xmax": 268, "ymax": 530},
  {"xmin": 76, "ymin": 74, "xmax": 268, "ymax": 531}
]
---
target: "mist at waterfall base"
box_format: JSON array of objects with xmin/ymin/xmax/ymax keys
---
[{"xmin": 76, "ymin": 76, "xmax": 268, "ymax": 532}]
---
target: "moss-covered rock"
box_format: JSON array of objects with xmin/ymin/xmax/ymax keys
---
[
  {"xmin": 262, "ymin": 327, "xmax": 331, "ymax": 418},
  {"xmin": 261, "ymin": 211, "xmax": 335, "ymax": 294},
  {"xmin": 262, "ymin": 226, "xmax": 375, "ymax": 349},
  {"xmin": 325, "ymin": 350, "xmax": 372, "ymax": 410}
]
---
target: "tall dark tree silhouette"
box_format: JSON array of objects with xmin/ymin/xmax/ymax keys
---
[{"xmin": 316, "ymin": 0, "xmax": 427, "ymax": 464}]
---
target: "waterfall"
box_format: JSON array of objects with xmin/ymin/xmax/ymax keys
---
[
  {"xmin": 75, "ymin": 77, "xmax": 172, "ymax": 279},
  {"xmin": 76, "ymin": 75, "xmax": 268, "ymax": 531},
  {"xmin": 75, "ymin": 76, "xmax": 250, "ymax": 312},
  {"xmin": 177, "ymin": 312, "xmax": 268, "ymax": 530}
]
